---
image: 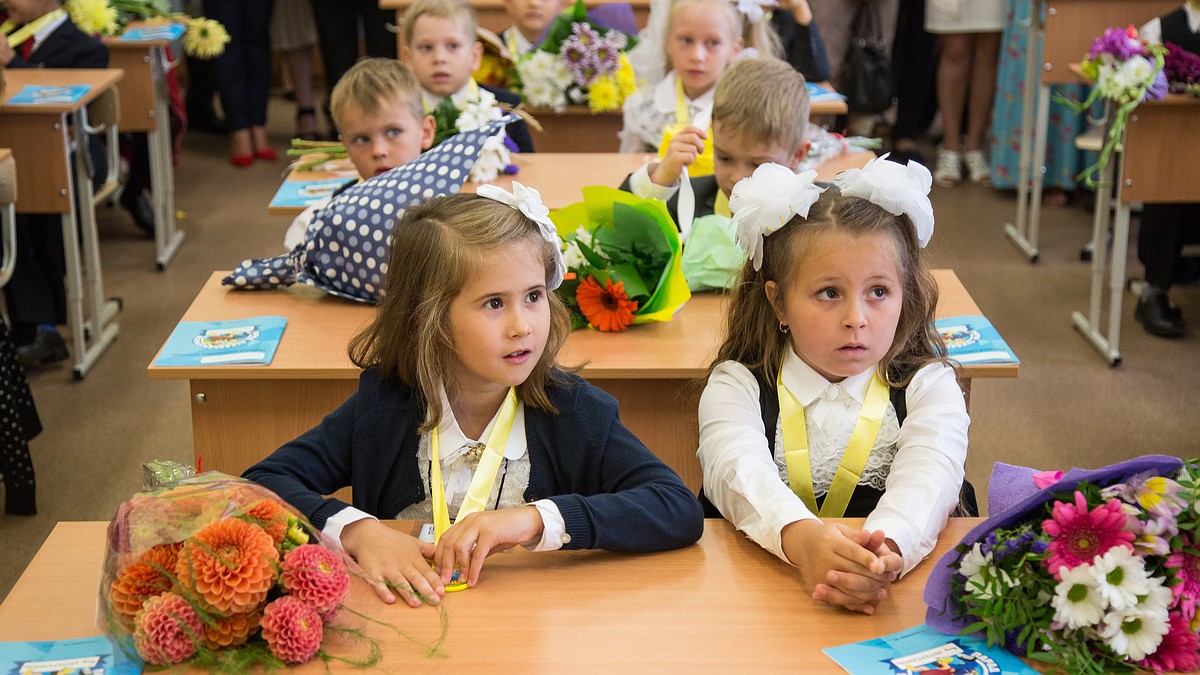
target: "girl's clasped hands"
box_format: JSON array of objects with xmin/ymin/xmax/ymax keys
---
[{"xmin": 782, "ymin": 520, "xmax": 903, "ymax": 614}]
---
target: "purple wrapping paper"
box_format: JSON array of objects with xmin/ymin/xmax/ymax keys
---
[{"xmin": 923, "ymin": 454, "xmax": 1185, "ymax": 634}]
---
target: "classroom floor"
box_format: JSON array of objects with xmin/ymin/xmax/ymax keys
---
[{"xmin": 2, "ymin": 99, "xmax": 1198, "ymax": 603}]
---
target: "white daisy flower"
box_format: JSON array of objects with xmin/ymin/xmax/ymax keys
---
[
  {"xmin": 562, "ymin": 240, "xmax": 586, "ymax": 270},
  {"xmin": 1089, "ymin": 546, "xmax": 1151, "ymax": 611},
  {"xmin": 1099, "ymin": 605, "xmax": 1170, "ymax": 661},
  {"xmin": 1052, "ymin": 563, "xmax": 1106, "ymax": 630}
]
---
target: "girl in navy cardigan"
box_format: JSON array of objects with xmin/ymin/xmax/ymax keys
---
[{"xmin": 245, "ymin": 188, "xmax": 703, "ymax": 608}]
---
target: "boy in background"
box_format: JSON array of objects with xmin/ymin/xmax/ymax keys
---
[
  {"xmin": 500, "ymin": 0, "xmax": 568, "ymax": 56},
  {"xmin": 401, "ymin": 0, "xmax": 535, "ymax": 153},
  {"xmin": 283, "ymin": 59, "xmax": 435, "ymax": 250},
  {"xmin": 0, "ymin": 0, "xmax": 108, "ymax": 365}
]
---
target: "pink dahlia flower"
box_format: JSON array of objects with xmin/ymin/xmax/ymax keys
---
[
  {"xmin": 261, "ymin": 596, "xmax": 323, "ymax": 664},
  {"xmin": 132, "ymin": 592, "xmax": 203, "ymax": 666},
  {"xmin": 1167, "ymin": 539, "xmax": 1200, "ymax": 619},
  {"xmin": 1137, "ymin": 610, "xmax": 1200, "ymax": 673},
  {"xmin": 280, "ymin": 544, "xmax": 350, "ymax": 614},
  {"xmin": 1042, "ymin": 492, "xmax": 1134, "ymax": 580}
]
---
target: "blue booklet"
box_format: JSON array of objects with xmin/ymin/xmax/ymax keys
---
[
  {"xmin": 154, "ymin": 316, "xmax": 287, "ymax": 366},
  {"xmin": 6, "ymin": 84, "xmax": 92, "ymax": 106},
  {"xmin": 935, "ymin": 315, "xmax": 1019, "ymax": 365},
  {"xmin": 118, "ymin": 23, "xmax": 186, "ymax": 42},
  {"xmin": 270, "ymin": 178, "xmax": 356, "ymax": 210},
  {"xmin": 807, "ymin": 81, "xmax": 846, "ymax": 102},
  {"xmin": 824, "ymin": 624, "xmax": 1038, "ymax": 674},
  {"xmin": 0, "ymin": 635, "xmax": 141, "ymax": 674}
]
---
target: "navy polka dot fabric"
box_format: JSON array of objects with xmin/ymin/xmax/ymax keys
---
[{"xmin": 222, "ymin": 119, "xmax": 512, "ymax": 304}]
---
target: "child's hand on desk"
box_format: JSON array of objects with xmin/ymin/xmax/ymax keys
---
[
  {"xmin": 781, "ymin": 520, "xmax": 897, "ymax": 615},
  {"xmin": 341, "ymin": 518, "xmax": 445, "ymax": 608},
  {"xmin": 650, "ymin": 126, "xmax": 707, "ymax": 187},
  {"xmin": 421, "ymin": 506, "xmax": 545, "ymax": 587}
]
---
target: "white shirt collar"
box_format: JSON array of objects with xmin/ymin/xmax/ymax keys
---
[
  {"xmin": 650, "ymin": 71, "xmax": 715, "ymax": 117},
  {"xmin": 29, "ymin": 11, "xmax": 69, "ymax": 53},
  {"xmin": 1186, "ymin": 3, "xmax": 1200, "ymax": 33},
  {"xmin": 780, "ymin": 348, "xmax": 877, "ymax": 408},
  {"xmin": 502, "ymin": 27, "xmax": 536, "ymax": 56},
  {"xmin": 436, "ymin": 385, "xmax": 527, "ymax": 462}
]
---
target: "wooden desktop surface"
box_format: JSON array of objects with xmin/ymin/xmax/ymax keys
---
[
  {"xmin": 0, "ymin": 518, "xmax": 982, "ymax": 671},
  {"xmin": 146, "ymin": 268, "xmax": 1015, "ymax": 491},
  {"xmin": 105, "ymin": 38, "xmax": 167, "ymax": 133}
]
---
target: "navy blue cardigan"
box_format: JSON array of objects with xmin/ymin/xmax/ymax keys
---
[{"xmin": 244, "ymin": 369, "xmax": 704, "ymax": 552}]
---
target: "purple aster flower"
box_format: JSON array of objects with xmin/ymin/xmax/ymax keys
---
[
  {"xmin": 1031, "ymin": 540, "xmax": 1049, "ymax": 554},
  {"xmin": 562, "ymin": 37, "xmax": 588, "ymax": 66},
  {"xmin": 503, "ymin": 163, "xmax": 519, "ymax": 175},
  {"xmin": 503, "ymin": 135, "xmax": 520, "ymax": 153},
  {"xmin": 607, "ymin": 32, "xmax": 628, "ymax": 51},
  {"xmin": 571, "ymin": 22, "xmax": 599, "ymax": 46},
  {"xmin": 594, "ymin": 39, "xmax": 620, "ymax": 75},
  {"xmin": 1145, "ymin": 70, "xmax": 1169, "ymax": 101},
  {"xmin": 1089, "ymin": 26, "xmax": 1145, "ymax": 61}
]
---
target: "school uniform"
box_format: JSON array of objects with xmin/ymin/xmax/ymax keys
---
[
  {"xmin": 619, "ymin": 72, "xmax": 714, "ymax": 154},
  {"xmin": 697, "ymin": 350, "xmax": 969, "ymax": 576},
  {"xmin": 243, "ymin": 368, "xmax": 704, "ymax": 552}
]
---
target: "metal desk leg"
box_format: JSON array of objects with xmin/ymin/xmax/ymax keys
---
[
  {"xmin": 151, "ymin": 45, "xmax": 184, "ymax": 270},
  {"xmin": 1004, "ymin": 9, "xmax": 1042, "ymax": 262},
  {"xmin": 66, "ymin": 110, "xmax": 121, "ymax": 379}
]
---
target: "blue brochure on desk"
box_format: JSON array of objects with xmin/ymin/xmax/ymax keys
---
[
  {"xmin": 270, "ymin": 178, "xmax": 357, "ymax": 210},
  {"xmin": 0, "ymin": 635, "xmax": 142, "ymax": 674},
  {"xmin": 824, "ymin": 624, "xmax": 1037, "ymax": 674},
  {"xmin": 935, "ymin": 315, "xmax": 1019, "ymax": 365},
  {"xmin": 6, "ymin": 84, "xmax": 92, "ymax": 105},
  {"xmin": 154, "ymin": 316, "xmax": 287, "ymax": 366},
  {"xmin": 118, "ymin": 23, "xmax": 186, "ymax": 42},
  {"xmin": 807, "ymin": 82, "xmax": 846, "ymax": 102}
]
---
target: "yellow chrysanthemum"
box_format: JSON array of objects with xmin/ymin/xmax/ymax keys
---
[
  {"xmin": 183, "ymin": 17, "xmax": 229, "ymax": 59},
  {"xmin": 587, "ymin": 75, "xmax": 621, "ymax": 113},
  {"xmin": 615, "ymin": 55, "xmax": 637, "ymax": 97},
  {"xmin": 67, "ymin": 0, "xmax": 120, "ymax": 36},
  {"xmin": 473, "ymin": 53, "xmax": 511, "ymax": 89}
]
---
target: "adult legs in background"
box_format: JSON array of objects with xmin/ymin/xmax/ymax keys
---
[
  {"xmin": 120, "ymin": 132, "xmax": 155, "ymax": 237},
  {"xmin": 308, "ymin": 0, "xmax": 397, "ymax": 137},
  {"xmin": 1136, "ymin": 203, "xmax": 1200, "ymax": 338},
  {"xmin": 888, "ymin": 0, "xmax": 937, "ymax": 165},
  {"xmin": 204, "ymin": 0, "xmax": 275, "ymax": 165},
  {"xmin": 933, "ymin": 31, "xmax": 1000, "ymax": 187},
  {"xmin": 270, "ymin": 0, "xmax": 320, "ymax": 140}
]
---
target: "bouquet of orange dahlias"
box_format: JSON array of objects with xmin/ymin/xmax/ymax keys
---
[{"xmin": 99, "ymin": 472, "xmax": 378, "ymax": 669}]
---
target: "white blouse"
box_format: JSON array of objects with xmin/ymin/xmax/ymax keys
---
[
  {"xmin": 697, "ymin": 350, "xmax": 969, "ymax": 576},
  {"xmin": 619, "ymin": 71, "xmax": 714, "ymax": 153}
]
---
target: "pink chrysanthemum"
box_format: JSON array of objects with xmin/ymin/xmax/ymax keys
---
[
  {"xmin": 261, "ymin": 596, "xmax": 323, "ymax": 664},
  {"xmin": 132, "ymin": 592, "xmax": 203, "ymax": 666},
  {"xmin": 280, "ymin": 544, "xmax": 350, "ymax": 614},
  {"xmin": 1167, "ymin": 538, "xmax": 1200, "ymax": 619},
  {"xmin": 1042, "ymin": 492, "xmax": 1134, "ymax": 580},
  {"xmin": 1136, "ymin": 610, "xmax": 1200, "ymax": 673}
]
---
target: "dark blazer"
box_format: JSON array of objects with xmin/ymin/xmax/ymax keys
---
[
  {"xmin": 771, "ymin": 11, "xmax": 832, "ymax": 84},
  {"xmin": 8, "ymin": 17, "xmax": 109, "ymax": 69},
  {"xmin": 618, "ymin": 173, "xmax": 721, "ymax": 230},
  {"xmin": 482, "ymin": 83, "xmax": 536, "ymax": 154},
  {"xmin": 244, "ymin": 368, "xmax": 704, "ymax": 552}
]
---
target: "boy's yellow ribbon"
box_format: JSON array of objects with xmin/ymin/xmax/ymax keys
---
[
  {"xmin": 778, "ymin": 367, "xmax": 890, "ymax": 518},
  {"xmin": 658, "ymin": 76, "xmax": 714, "ymax": 177},
  {"xmin": 4, "ymin": 8, "xmax": 67, "ymax": 48}
]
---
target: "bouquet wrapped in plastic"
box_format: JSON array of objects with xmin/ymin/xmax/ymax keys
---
[
  {"xmin": 925, "ymin": 455, "xmax": 1200, "ymax": 674},
  {"xmin": 99, "ymin": 472, "xmax": 374, "ymax": 669},
  {"xmin": 551, "ymin": 186, "xmax": 690, "ymax": 331}
]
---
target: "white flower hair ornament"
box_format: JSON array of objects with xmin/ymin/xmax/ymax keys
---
[
  {"xmin": 834, "ymin": 153, "xmax": 935, "ymax": 248},
  {"xmin": 734, "ymin": 0, "xmax": 774, "ymax": 23},
  {"xmin": 730, "ymin": 163, "xmax": 825, "ymax": 271},
  {"xmin": 477, "ymin": 182, "xmax": 566, "ymax": 290}
]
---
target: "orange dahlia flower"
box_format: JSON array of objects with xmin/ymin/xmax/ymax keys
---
[
  {"xmin": 110, "ymin": 543, "xmax": 181, "ymax": 628},
  {"xmin": 243, "ymin": 498, "xmax": 289, "ymax": 546},
  {"xmin": 576, "ymin": 276, "xmax": 638, "ymax": 332},
  {"xmin": 203, "ymin": 610, "xmax": 262, "ymax": 650},
  {"xmin": 175, "ymin": 517, "xmax": 279, "ymax": 615}
]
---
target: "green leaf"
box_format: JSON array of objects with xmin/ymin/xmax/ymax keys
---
[
  {"xmin": 576, "ymin": 238, "xmax": 609, "ymax": 269},
  {"xmin": 607, "ymin": 262, "xmax": 650, "ymax": 301}
]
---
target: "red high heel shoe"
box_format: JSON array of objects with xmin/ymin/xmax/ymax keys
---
[
  {"xmin": 230, "ymin": 154, "xmax": 254, "ymax": 167},
  {"xmin": 254, "ymin": 147, "xmax": 278, "ymax": 161}
]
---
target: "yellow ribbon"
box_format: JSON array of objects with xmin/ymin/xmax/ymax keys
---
[
  {"xmin": 504, "ymin": 28, "xmax": 523, "ymax": 59},
  {"xmin": 714, "ymin": 190, "xmax": 730, "ymax": 218},
  {"xmin": 430, "ymin": 387, "xmax": 520, "ymax": 542},
  {"xmin": 658, "ymin": 76, "xmax": 714, "ymax": 177},
  {"xmin": 778, "ymin": 365, "xmax": 890, "ymax": 518},
  {"xmin": 4, "ymin": 8, "xmax": 66, "ymax": 49},
  {"xmin": 424, "ymin": 78, "xmax": 482, "ymax": 114}
]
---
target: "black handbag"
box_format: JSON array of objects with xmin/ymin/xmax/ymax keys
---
[{"xmin": 841, "ymin": 1, "xmax": 892, "ymax": 114}]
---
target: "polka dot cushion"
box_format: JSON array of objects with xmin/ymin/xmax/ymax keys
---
[{"xmin": 222, "ymin": 118, "xmax": 512, "ymax": 303}]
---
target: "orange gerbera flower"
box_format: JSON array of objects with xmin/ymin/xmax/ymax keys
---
[
  {"xmin": 175, "ymin": 517, "xmax": 279, "ymax": 615},
  {"xmin": 111, "ymin": 543, "xmax": 182, "ymax": 628},
  {"xmin": 576, "ymin": 276, "xmax": 638, "ymax": 332}
]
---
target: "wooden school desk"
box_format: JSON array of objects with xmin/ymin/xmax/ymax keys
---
[
  {"xmin": 1003, "ymin": 0, "xmax": 1177, "ymax": 262},
  {"xmin": 0, "ymin": 69, "xmax": 124, "ymax": 379},
  {"xmin": 1071, "ymin": 93, "xmax": 1200, "ymax": 365},
  {"xmin": 105, "ymin": 25, "xmax": 186, "ymax": 270},
  {"xmin": 0, "ymin": 518, "xmax": 986, "ymax": 671},
  {"xmin": 147, "ymin": 266, "xmax": 1015, "ymax": 493},
  {"xmin": 379, "ymin": 0, "xmax": 651, "ymax": 43}
]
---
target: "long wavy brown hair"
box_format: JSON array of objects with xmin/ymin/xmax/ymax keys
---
[
  {"xmin": 712, "ymin": 187, "xmax": 947, "ymax": 388},
  {"xmin": 348, "ymin": 193, "xmax": 573, "ymax": 431}
]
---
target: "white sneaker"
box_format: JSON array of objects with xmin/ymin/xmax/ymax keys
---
[
  {"xmin": 934, "ymin": 149, "xmax": 962, "ymax": 188},
  {"xmin": 964, "ymin": 150, "xmax": 991, "ymax": 186}
]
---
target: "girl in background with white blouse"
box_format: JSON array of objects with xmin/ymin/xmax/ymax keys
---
[{"xmin": 697, "ymin": 158, "xmax": 970, "ymax": 615}]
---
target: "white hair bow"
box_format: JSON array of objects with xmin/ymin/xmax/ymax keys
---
[
  {"xmin": 834, "ymin": 153, "xmax": 935, "ymax": 248},
  {"xmin": 477, "ymin": 182, "xmax": 566, "ymax": 290},
  {"xmin": 730, "ymin": 164, "xmax": 825, "ymax": 271},
  {"xmin": 734, "ymin": 0, "xmax": 774, "ymax": 23}
]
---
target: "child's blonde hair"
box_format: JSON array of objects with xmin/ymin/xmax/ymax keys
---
[
  {"xmin": 713, "ymin": 56, "xmax": 809, "ymax": 153},
  {"xmin": 403, "ymin": 0, "xmax": 478, "ymax": 49},
  {"xmin": 714, "ymin": 189, "xmax": 945, "ymax": 388},
  {"xmin": 663, "ymin": 0, "xmax": 781, "ymax": 69},
  {"xmin": 348, "ymin": 194, "xmax": 572, "ymax": 431},
  {"xmin": 330, "ymin": 58, "xmax": 425, "ymax": 127}
]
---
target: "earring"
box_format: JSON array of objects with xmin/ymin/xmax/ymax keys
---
[{"xmin": 778, "ymin": 321, "xmax": 789, "ymax": 334}]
